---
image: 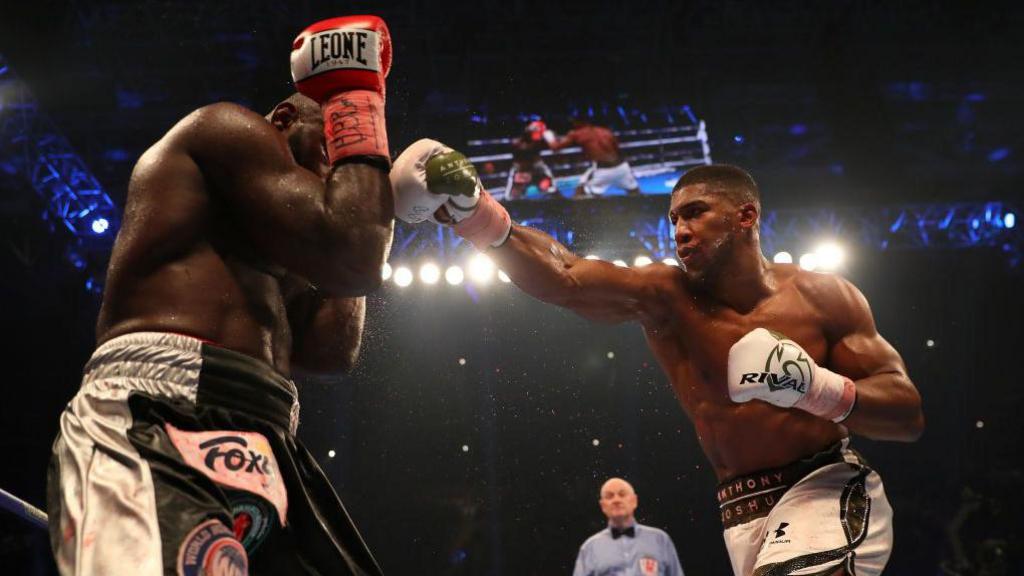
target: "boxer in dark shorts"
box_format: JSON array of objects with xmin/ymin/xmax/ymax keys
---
[
  {"xmin": 48, "ymin": 15, "xmax": 394, "ymax": 575},
  {"xmin": 504, "ymin": 121, "xmax": 558, "ymax": 200}
]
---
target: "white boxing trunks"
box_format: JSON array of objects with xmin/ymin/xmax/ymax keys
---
[
  {"xmin": 578, "ymin": 160, "xmax": 640, "ymax": 195},
  {"xmin": 718, "ymin": 440, "xmax": 893, "ymax": 575}
]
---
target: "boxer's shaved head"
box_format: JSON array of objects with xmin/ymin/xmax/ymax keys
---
[{"xmin": 673, "ymin": 164, "xmax": 760, "ymax": 211}]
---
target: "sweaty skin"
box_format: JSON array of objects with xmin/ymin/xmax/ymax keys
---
[
  {"xmin": 96, "ymin": 99, "xmax": 393, "ymax": 374},
  {"xmin": 490, "ymin": 182, "xmax": 923, "ymax": 481}
]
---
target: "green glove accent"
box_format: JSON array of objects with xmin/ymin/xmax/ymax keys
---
[{"xmin": 425, "ymin": 150, "xmax": 479, "ymax": 197}]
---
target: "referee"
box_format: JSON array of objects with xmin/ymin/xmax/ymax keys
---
[{"xmin": 572, "ymin": 478, "xmax": 684, "ymax": 576}]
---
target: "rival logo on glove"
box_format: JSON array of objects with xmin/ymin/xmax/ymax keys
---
[{"xmin": 738, "ymin": 341, "xmax": 813, "ymax": 394}]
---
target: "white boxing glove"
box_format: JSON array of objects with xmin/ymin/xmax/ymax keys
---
[
  {"xmin": 727, "ymin": 328, "xmax": 857, "ymax": 422},
  {"xmin": 391, "ymin": 138, "xmax": 512, "ymax": 249}
]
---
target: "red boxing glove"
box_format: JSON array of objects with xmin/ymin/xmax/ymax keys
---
[
  {"xmin": 291, "ymin": 16, "xmax": 392, "ymax": 164},
  {"xmin": 526, "ymin": 120, "xmax": 547, "ymax": 141}
]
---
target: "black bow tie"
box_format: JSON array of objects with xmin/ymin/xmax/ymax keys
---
[{"xmin": 611, "ymin": 526, "xmax": 635, "ymax": 539}]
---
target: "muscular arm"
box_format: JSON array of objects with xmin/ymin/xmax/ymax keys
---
[
  {"xmin": 545, "ymin": 131, "xmax": 576, "ymax": 152},
  {"xmin": 490, "ymin": 225, "xmax": 674, "ymax": 327},
  {"xmin": 290, "ymin": 291, "xmax": 366, "ymax": 374},
  {"xmin": 181, "ymin": 103, "xmax": 393, "ymax": 295},
  {"xmin": 819, "ymin": 277, "xmax": 925, "ymax": 441}
]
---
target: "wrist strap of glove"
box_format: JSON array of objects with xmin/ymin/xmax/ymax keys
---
[
  {"xmin": 323, "ymin": 90, "xmax": 389, "ymax": 166},
  {"xmin": 454, "ymin": 190, "xmax": 512, "ymax": 250},
  {"xmin": 796, "ymin": 366, "xmax": 858, "ymax": 423}
]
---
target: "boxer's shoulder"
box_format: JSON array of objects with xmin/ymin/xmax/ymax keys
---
[
  {"xmin": 784, "ymin": 267, "xmax": 870, "ymax": 332},
  {"xmin": 164, "ymin": 103, "xmax": 288, "ymax": 169}
]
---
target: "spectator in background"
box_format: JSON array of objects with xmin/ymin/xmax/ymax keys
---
[
  {"xmin": 546, "ymin": 117, "xmax": 642, "ymax": 198},
  {"xmin": 573, "ymin": 478, "xmax": 684, "ymax": 576},
  {"xmin": 505, "ymin": 120, "xmax": 559, "ymax": 200}
]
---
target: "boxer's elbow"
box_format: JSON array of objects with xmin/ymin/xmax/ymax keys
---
[
  {"xmin": 895, "ymin": 385, "xmax": 925, "ymax": 442},
  {"xmin": 906, "ymin": 411, "xmax": 926, "ymax": 442}
]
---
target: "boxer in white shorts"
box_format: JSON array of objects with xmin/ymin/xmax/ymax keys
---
[{"xmin": 389, "ymin": 159, "xmax": 926, "ymax": 575}]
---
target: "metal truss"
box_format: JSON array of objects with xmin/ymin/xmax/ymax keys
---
[
  {"xmin": 0, "ymin": 56, "xmax": 118, "ymax": 244},
  {"xmin": 388, "ymin": 198, "xmax": 1022, "ymax": 268}
]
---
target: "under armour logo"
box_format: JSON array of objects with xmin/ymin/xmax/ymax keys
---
[{"xmin": 774, "ymin": 522, "xmax": 789, "ymax": 538}]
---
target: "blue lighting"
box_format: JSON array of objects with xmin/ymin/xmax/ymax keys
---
[
  {"xmin": 789, "ymin": 123, "xmax": 808, "ymax": 136},
  {"xmin": 103, "ymin": 148, "xmax": 131, "ymax": 162},
  {"xmin": 988, "ymin": 148, "xmax": 1011, "ymax": 163},
  {"xmin": 733, "ymin": 134, "xmax": 745, "ymax": 144},
  {"xmin": 1006, "ymin": 213, "xmax": 1016, "ymax": 229},
  {"xmin": 68, "ymin": 251, "xmax": 86, "ymax": 270},
  {"xmin": 91, "ymin": 217, "xmax": 110, "ymax": 234},
  {"xmin": 971, "ymin": 218, "xmax": 980, "ymax": 230}
]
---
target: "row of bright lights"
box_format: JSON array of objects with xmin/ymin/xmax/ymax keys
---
[
  {"xmin": 383, "ymin": 254, "xmax": 680, "ymax": 287},
  {"xmin": 772, "ymin": 242, "xmax": 847, "ymax": 272},
  {"xmin": 382, "ymin": 243, "xmax": 850, "ymax": 287}
]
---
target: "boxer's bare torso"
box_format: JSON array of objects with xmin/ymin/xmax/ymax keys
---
[
  {"xmin": 640, "ymin": 263, "xmax": 844, "ymax": 480},
  {"xmin": 494, "ymin": 177, "xmax": 923, "ymax": 481},
  {"xmin": 97, "ymin": 98, "xmax": 392, "ymax": 374},
  {"xmin": 553, "ymin": 124, "xmax": 624, "ymax": 165}
]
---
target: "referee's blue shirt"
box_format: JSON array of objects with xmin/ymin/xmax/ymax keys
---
[{"xmin": 572, "ymin": 522, "xmax": 684, "ymax": 576}]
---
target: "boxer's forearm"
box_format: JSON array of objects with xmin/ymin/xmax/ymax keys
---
[
  {"xmin": 320, "ymin": 163, "xmax": 395, "ymax": 294},
  {"xmin": 492, "ymin": 225, "xmax": 582, "ymax": 306},
  {"xmin": 840, "ymin": 371, "xmax": 924, "ymax": 442}
]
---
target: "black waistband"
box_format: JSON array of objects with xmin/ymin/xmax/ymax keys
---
[
  {"xmin": 716, "ymin": 442, "xmax": 848, "ymax": 529},
  {"xmin": 595, "ymin": 159, "xmax": 624, "ymax": 168},
  {"xmin": 197, "ymin": 343, "xmax": 298, "ymax": 433}
]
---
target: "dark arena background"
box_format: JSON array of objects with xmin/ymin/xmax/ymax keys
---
[{"xmin": 1, "ymin": 1, "xmax": 1022, "ymax": 574}]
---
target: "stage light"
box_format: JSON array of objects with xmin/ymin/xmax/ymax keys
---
[
  {"xmin": 381, "ymin": 262, "xmax": 392, "ymax": 281},
  {"xmin": 393, "ymin": 266, "xmax": 413, "ymax": 287},
  {"xmin": 814, "ymin": 243, "xmax": 845, "ymax": 270},
  {"xmin": 633, "ymin": 255, "xmax": 653, "ymax": 267},
  {"xmin": 662, "ymin": 257, "xmax": 678, "ymax": 266},
  {"xmin": 445, "ymin": 265, "xmax": 464, "ymax": 285},
  {"xmin": 1006, "ymin": 212, "xmax": 1016, "ymax": 229},
  {"xmin": 612, "ymin": 259, "xmax": 628, "ymax": 268},
  {"xmin": 91, "ymin": 217, "xmax": 109, "ymax": 234},
  {"xmin": 468, "ymin": 253, "xmax": 495, "ymax": 284},
  {"xmin": 773, "ymin": 251, "xmax": 793, "ymax": 264},
  {"xmin": 327, "ymin": 450, "xmax": 336, "ymax": 458},
  {"xmin": 798, "ymin": 253, "xmax": 819, "ymax": 271},
  {"xmin": 498, "ymin": 270, "xmax": 511, "ymax": 283},
  {"xmin": 461, "ymin": 445, "xmax": 470, "ymax": 452},
  {"xmin": 585, "ymin": 254, "xmax": 601, "ymax": 260},
  {"xmin": 419, "ymin": 262, "xmax": 440, "ymax": 285}
]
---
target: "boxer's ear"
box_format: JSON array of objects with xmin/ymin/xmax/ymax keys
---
[
  {"xmin": 737, "ymin": 202, "xmax": 758, "ymax": 229},
  {"xmin": 270, "ymin": 102, "xmax": 299, "ymax": 130}
]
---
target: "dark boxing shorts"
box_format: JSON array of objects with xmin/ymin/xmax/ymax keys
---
[{"xmin": 48, "ymin": 332, "xmax": 382, "ymax": 575}]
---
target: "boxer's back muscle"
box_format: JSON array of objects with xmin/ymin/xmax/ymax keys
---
[{"xmin": 96, "ymin": 115, "xmax": 304, "ymax": 372}]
